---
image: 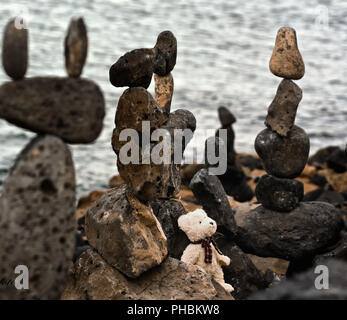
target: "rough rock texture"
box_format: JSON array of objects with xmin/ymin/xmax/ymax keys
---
[
  {"xmin": 313, "ymin": 232, "xmax": 347, "ymax": 265},
  {"xmin": 117, "ymin": 159, "xmax": 181, "ymax": 202},
  {"xmin": 150, "ymin": 199, "xmax": 189, "ymax": 259},
  {"xmin": 265, "ymin": 79, "xmax": 302, "ymax": 136},
  {"xmin": 112, "ymin": 87, "xmax": 167, "ymax": 153},
  {"xmin": 0, "ymin": 76, "xmax": 105, "ymax": 143},
  {"xmin": 85, "ymin": 185, "xmax": 167, "ymax": 278},
  {"xmin": 64, "ymin": 17, "xmax": 88, "ymax": 78},
  {"xmin": 255, "ymin": 125, "xmax": 310, "ymax": 178},
  {"xmin": 190, "ymin": 168, "xmax": 236, "ymax": 234},
  {"xmin": 61, "ymin": 249, "xmax": 233, "ymax": 300},
  {"xmin": 234, "ymin": 202, "xmax": 344, "ymax": 261},
  {"xmin": 0, "ymin": 135, "xmax": 76, "ymax": 299},
  {"xmin": 250, "ymin": 259, "xmax": 347, "ymax": 300},
  {"xmin": 269, "ymin": 27, "xmax": 305, "ymax": 80},
  {"xmin": 109, "ymin": 48, "xmax": 155, "ymax": 88},
  {"xmin": 2, "ymin": 19, "xmax": 28, "ymax": 80},
  {"xmin": 153, "ymin": 31, "xmax": 177, "ymax": 76},
  {"xmin": 154, "ymin": 72, "xmax": 174, "ymax": 115},
  {"xmin": 215, "ymin": 236, "xmax": 268, "ymax": 299},
  {"xmin": 255, "ymin": 174, "xmax": 304, "ymax": 212}
]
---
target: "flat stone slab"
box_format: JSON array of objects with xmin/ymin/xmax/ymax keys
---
[
  {"xmin": 0, "ymin": 76, "xmax": 105, "ymax": 143},
  {"xmin": 235, "ymin": 201, "xmax": 344, "ymax": 261},
  {"xmin": 0, "ymin": 135, "xmax": 76, "ymax": 299}
]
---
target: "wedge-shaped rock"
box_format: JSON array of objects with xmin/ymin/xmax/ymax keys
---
[
  {"xmin": 235, "ymin": 202, "xmax": 344, "ymax": 261},
  {"xmin": 265, "ymin": 79, "xmax": 302, "ymax": 136},
  {"xmin": 0, "ymin": 77, "xmax": 105, "ymax": 143},
  {"xmin": 61, "ymin": 249, "xmax": 232, "ymax": 300},
  {"xmin": 0, "ymin": 135, "xmax": 76, "ymax": 299},
  {"xmin": 269, "ymin": 27, "xmax": 305, "ymax": 80},
  {"xmin": 85, "ymin": 185, "xmax": 168, "ymax": 278},
  {"xmin": 64, "ymin": 17, "xmax": 88, "ymax": 78}
]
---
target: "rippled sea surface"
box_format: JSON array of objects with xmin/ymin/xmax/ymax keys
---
[{"xmin": 0, "ymin": 0, "xmax": 346, "ymax": 197}]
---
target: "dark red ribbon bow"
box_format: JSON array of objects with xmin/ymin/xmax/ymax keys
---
[{"xmin": 193, "ymin": 236, "xmax": 222, "ymax": 264}]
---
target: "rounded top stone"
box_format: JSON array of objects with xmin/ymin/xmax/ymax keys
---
[
  {"xmin": 2, "ymin": 18, "xmax": 29, "ymax": 80},
  {"xmin": 269, "ymin": 26, "xmax": 305, "ymax": 80},
  {"xmin": 154, "ymin": 31, "xmax": 177, "ymax": 76},
  {"xmin": 218, "ymin": 106, "xmax": 236, "ymax": 127}
]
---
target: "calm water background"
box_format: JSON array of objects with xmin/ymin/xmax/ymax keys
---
[{"xmin": 0, "ymin": 0, "xmax": 346, "ymax": 197}]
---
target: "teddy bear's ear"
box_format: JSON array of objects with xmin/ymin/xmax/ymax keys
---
[{"xmin": 177, "ymin": 214, "xmax": 191, "ymax": 233}]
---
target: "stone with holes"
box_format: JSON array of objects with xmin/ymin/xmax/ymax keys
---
[
  {"xmin": 0, "ymin": 77, "xmax": 105, "ymax": 143},
  {"xmin": 269, "ymin": 27, "xmax": 305, "ymax": 80},
  {"xmin": 265, "ymin": 79, "xmax": 302, "ymax": 137},
  {"xmin": 0, "ymin": 135, "xmax": 76, "ymax": 299},
  {"xmin": 154, "ymin": 31, "xmax": 177, "ymax": 76}
]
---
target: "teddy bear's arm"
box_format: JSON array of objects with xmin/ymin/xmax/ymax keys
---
[
  {"xmin": 181, "ymin": 244, "xmax": 200, "ymax": 265},
  {"xmin": 216, "ymin": 251, "xmax": 231, "ymax": 266}
]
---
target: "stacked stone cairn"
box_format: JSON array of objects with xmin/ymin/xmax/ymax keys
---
[
  {"xmin": 214, "ymin": 106, "xmax": 254, "ymax": 202},
  {"xmin": 0, "ymin": 17, "xmax": 105, "ymax": 299},
  {"xmin": 70, "ymin": 31, "xmax": 233, "ymax": 300},
  {"xmin": 234, "ymin": 27, "xmax": 344, "ymax": 268}
]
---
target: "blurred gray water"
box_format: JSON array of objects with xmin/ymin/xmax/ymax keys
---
[{"xmin": 0, "ymin": 0, "xmax": 346, "ymax": 197}]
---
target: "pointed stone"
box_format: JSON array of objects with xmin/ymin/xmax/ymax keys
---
[
  {"xmin": 64, "ymin": 17, "xmax": 88, "ymax": 78},
  {"xmin": 0, "ymin": 135, "xmax": 76, "ymax": 299},
  {"xmin": 154, "ymin": 31, "xmax": 177, "ymax": 76},
  {"xmin": 265, "ymin": 79, "xmax": 302, "ymax": 136},
  {"xmin": 218, "ymin": 106, "xmax": 236, "ymax": 127},
  {"xmin": 154, "ymin": 72, "xmax": 174, "ymax": 115},
  {"xmin": 2, "ymin": 18, "xmax": 28, "ymax": 80},
  {"xmin": 109, "ymin": 48, "xmax": 155, "ymax": 88},
  {"xmin": 85, "ymin": 185, "xmax": 167, "ymax": 278},
  {"xmin": 269, "ymin": 27, "xmax": 305, "ymax": 80}
]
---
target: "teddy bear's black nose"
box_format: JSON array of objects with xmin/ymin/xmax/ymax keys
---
[{"xmin": 210, "ymin": 222, "xmax": 214, "ymax": 225}]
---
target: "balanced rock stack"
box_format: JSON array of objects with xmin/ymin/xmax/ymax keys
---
[
  {"xmin": 214, "ymin": 107, "xmax": 254, "ymax": 202},
  {"xmin": 64, "ymin": 31, "xmax": 233, "ymax": 300},
  {"xmin": 0, "ymin": 17, "xmax": 104, "ymax": 144},
  {"xmin": 234, "ymin": 27, "xmax": 344, "ymax": 265},
  {"xmin": 0, "ymin": 18, "xmax": 105, "ymax": 299}
]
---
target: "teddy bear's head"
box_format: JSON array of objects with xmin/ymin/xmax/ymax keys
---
[{"xmin": 178, "ymin": 209, "xmax": 217, "ymax": 242}]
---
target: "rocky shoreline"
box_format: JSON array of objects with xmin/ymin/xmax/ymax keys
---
[{"xmin": 0, "ymin": 18, "xmax": 346, "ymax": 300}]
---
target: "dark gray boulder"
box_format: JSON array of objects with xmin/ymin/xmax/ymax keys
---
[
  {"xmin": 0, "ymin": 135, "xmax": 76, "ymax": 299},
  {"xmin": 0, "ymin": 77, "xmax": 105, "ymax": 144}
]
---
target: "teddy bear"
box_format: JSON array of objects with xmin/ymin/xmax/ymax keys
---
[{"xmin": 178, "ymin": 208, "xmax": 234, "ymax": 293}]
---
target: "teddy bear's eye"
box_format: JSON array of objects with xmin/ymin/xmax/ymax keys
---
[{"xmin": 199, "ymin": 221, "xmax": 202, "ymax": 224}]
